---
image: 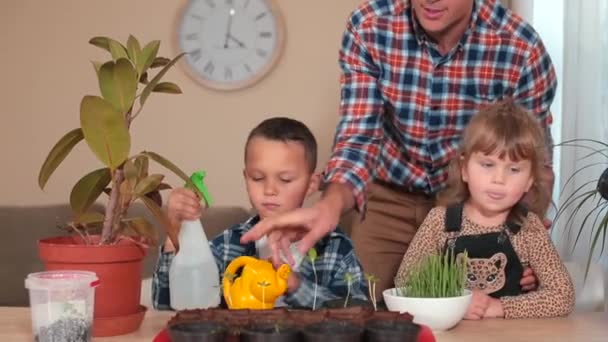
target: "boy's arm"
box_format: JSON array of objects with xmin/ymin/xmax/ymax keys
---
[
  {"xmin": 499, "ymin": 215, "xmax": 575, "ymax": 318},
  {"xmin": 394, "ymin": 207, "xmax": 445, "ymax": 287},
  {"xmin": 283, "ymin": 237, "xmax": 367, "ymax": 308}
]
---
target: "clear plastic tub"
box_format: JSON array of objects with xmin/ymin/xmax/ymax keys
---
[{"xmin": 25, "ymin": 270, "xmax": 99, "ymax": 342}]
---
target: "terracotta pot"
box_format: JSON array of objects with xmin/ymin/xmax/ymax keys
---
[{"xmin": 38, "ymin": 235, "xmax": 147, "ymax": 337}]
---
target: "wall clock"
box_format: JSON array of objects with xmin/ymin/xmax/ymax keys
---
[{"xmin": 176, "ymin": 0, "xmax": 285, "ymax": 91}]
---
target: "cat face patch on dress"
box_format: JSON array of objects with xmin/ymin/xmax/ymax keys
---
[{"xmin": 458, "ymin": 252, "xmax": 507, "ymax": 294}]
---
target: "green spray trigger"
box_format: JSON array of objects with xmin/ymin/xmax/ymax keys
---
[{"xmin": 187, "ymin": 171, "xmax": 213, "ymax": 207}]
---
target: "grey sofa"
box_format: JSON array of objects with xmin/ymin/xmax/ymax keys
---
[{"xmin": 1, "ymin": 204, "xmax": 251, "ymax": 307}]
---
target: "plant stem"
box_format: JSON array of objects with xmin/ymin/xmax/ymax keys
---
[
  {"xmin": 312, "ymin": 263, "xmax": 318, "ymax": 310},
  {"xmin": 69, "ymin": 223, "xmax": 89, "ymax": 245},
  {"xmin": 344, "ymin": 284, "xmax": 351, "ymax": 308},
  {"xmin": 371, "ymin": 281, "xmax": 377, "ymax": 311},
  {"xmin": 101, "ymin": 169, "xmax": 124, "ymax": 244}
]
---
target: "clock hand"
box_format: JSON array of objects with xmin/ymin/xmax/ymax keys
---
[
  {"xmin": 223, "ymin": 8, "xmax": 236, "ymax": 49},
  {"xmin": 228, "ymin": 34, "xmax": 246, "ymax": 48}
]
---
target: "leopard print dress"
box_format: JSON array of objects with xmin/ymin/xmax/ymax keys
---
[{"xmin": 394, "ymin": 206, "xmax": 575, "ymax": 319}]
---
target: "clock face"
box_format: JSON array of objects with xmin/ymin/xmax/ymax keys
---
[{"xmin": 177, "ymin": 0, "xmax": 284, "ymax": 90}]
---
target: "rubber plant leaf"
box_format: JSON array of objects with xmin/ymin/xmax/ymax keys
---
[
  {"xmin": 124, "ymin": 217, "xmax": 159, "ymax": 245},
  {"xmin": 38, "ymin": 128, "xmax": 83, "ymax": 189},
  {"xmin": 152, "ymin": 82, "xmax": 182, "ymax": 94},
  {"xmin": 69, "ymin": 168, "xmax": 112, "ymax": 216},
  {"xmin": 138, "ymin": 40, "xmax": 160, "ymax": 76},
  {"xmin": 80, "ymin": 95, "xmax": 131, "ymax": 170},
  {"xmin": 139, "ymin": 52, "xmax": 185, "ymax": 107},
  {"xmin": 126, "ymin": 35, "xmax": 141, "ymax": 68},
  {"xmin": 134, "ymin": 174, "xmax": 164, "ymax": 197},
  {"xmin": 98, "ymin": 58, "xmax": 138, "ymax": 114}
]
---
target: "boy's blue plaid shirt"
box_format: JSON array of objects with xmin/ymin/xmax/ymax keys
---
[{"xmin": 152, "ymin": 216, "xmax": 368, "ymax": 310}]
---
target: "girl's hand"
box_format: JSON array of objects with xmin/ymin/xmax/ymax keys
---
[
  {"xmin": 520, "ymin": 267, "xmax": 538, "ymax": 291},
  {"xmin": 483, "ymin": 297, "xmax": 505, "ymax": 318},
  {"xmin": 464, "ymin": 290, "xmax": 491, "ymax": 320}
]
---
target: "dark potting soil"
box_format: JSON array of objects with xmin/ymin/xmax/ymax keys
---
[{"xmin": 34, "ymin": 317, "xmax": 91, "ymax": 342}]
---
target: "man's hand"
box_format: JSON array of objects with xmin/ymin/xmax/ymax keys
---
[
  {"xmin": 520, "ymin": 266, "xmax": 538, "ymax": 291},
  {"xmin": 464, "ymin": 290, "xmax": 491, "ymax": 320},
  {"xmin": 242, "ymin": 199, "xmax": 340, "ymax": 258},
  {"xmin": 241, "ymin": 183, "xmax": 354, "ymax": 265}
]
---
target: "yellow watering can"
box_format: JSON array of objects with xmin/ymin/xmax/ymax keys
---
[{"xmin": 222, "ymin": 256, "xmax": 291, "ymax": 309}]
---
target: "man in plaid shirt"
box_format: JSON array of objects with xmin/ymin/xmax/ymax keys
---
[
  {"xmin": 242, "ymin": 0, "xmax": 556, "ymax": 299},
  {"xmin": 153, "ymin": 118, "xmax": 367, "ymax": 310}
]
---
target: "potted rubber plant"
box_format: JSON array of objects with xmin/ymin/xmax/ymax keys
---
[
  {"xmin": 37, "ymin": 35, "xmax": 202, "ymax": 337},
  {"xmin": 553, "ymin": 139, "xmax": 608, "ymax": 278}
]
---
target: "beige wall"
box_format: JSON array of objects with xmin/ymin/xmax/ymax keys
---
[{"xmin": 0, "ymin": 0, "xmax": 363, "ymax": 209}]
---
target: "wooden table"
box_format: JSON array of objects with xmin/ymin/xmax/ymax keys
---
[{"xmin": 2, "ymin": 307, "xmax": 606, "ymax": 341}]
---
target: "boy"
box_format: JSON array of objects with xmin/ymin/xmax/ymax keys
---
[{"xmin": 152, "ymin": 117, "xmax": 367, "ymax": 310}]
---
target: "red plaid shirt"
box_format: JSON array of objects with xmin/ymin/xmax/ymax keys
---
[{"xmin": 324, "ymin": 0, "xmax": 556, "ymax": 213}]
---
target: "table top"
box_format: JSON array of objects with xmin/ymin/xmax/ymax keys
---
[{"xmin": 2, "ymin": 307, "xmax": 606, "ymax": 341}]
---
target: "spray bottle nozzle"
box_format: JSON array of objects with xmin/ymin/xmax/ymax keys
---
[{"xmin": 187, "ymin": 170, "xmax": 213, "ymax": 207}]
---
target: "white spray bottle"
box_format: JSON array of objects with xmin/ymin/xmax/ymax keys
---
[{"xmin": 169, "ymin": 171, "xmax": 220, "ymax": 310}]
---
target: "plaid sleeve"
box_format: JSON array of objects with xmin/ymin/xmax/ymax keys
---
[
  {"xmin": 512, "ymin": 37, "xmax": 557, "ymax": 166},
  {"xmin": 152, "ymin": 246, "xmax": 174, "ymax": 310},
  {"xmin": 323, "ymin": 17, "xmax": 384, "ymax": 214},
  {"xmin": 283, "ymin": 232, "xmax": 368, "ymax": 309},
  {"xmin": 513, "ymin": 38, "xmax": 557, "ymax": 128}
]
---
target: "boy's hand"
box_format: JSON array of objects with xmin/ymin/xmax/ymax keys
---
[
  {"xmin": 483, "ymin": 297, "xmax": 505, "ymax": 318},
  {"xmin": 464, "ymin": 290, "xmax": 491, "ymax": 320},
  {"xmin": 286, "ymin": 272, "xmax": 301, "ymax": 293},
  {"xmin": 164, "ymin": 188, "xmax": 205, "ymax": 252},
  {"xmin": 167, "ymin": 187, "xmax": 203, "ymax": 222}
]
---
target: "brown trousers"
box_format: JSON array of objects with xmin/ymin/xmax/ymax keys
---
[{"xmin": 351, "ymin": 182, "xmax": 435, "ymax": 301}]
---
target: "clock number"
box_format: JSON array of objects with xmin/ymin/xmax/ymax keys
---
[
  {"xmin": 204, "ymin": 61, "xmax": 215, "ymax": 75},
  {"xmin": 205, "ymin": 0, "xmax": 216, "ymax": 8},
  {"xmin": 255, "ymin": 12, "xmax": 267, "ymax": 21},
  {"xmin": 256, "ymin": 49, "xmax": 268, "ymax": 58},
  {"xmin": 224, "ymin": 67, "xmax": 232, "ymax": 80},
  {"xmin": 189, "ymin": 49, "xmax": 202, "ymax": 62},
  {"xmin": 259, "ymin": 31, "xmax": 272, "ymax": 39},
  {"xmin": 243, "ymin": 63, "xmax": 252, "ymax": 73}
]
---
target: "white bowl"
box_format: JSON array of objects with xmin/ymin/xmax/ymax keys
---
[{"xmin": 383, "ymin": 288, "xmax": 472, "ymax": 331}]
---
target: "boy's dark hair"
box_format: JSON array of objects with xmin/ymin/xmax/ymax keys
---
[{"xmin": 245, "ymin": 117, "xmax": 317, "ymax": 173}]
